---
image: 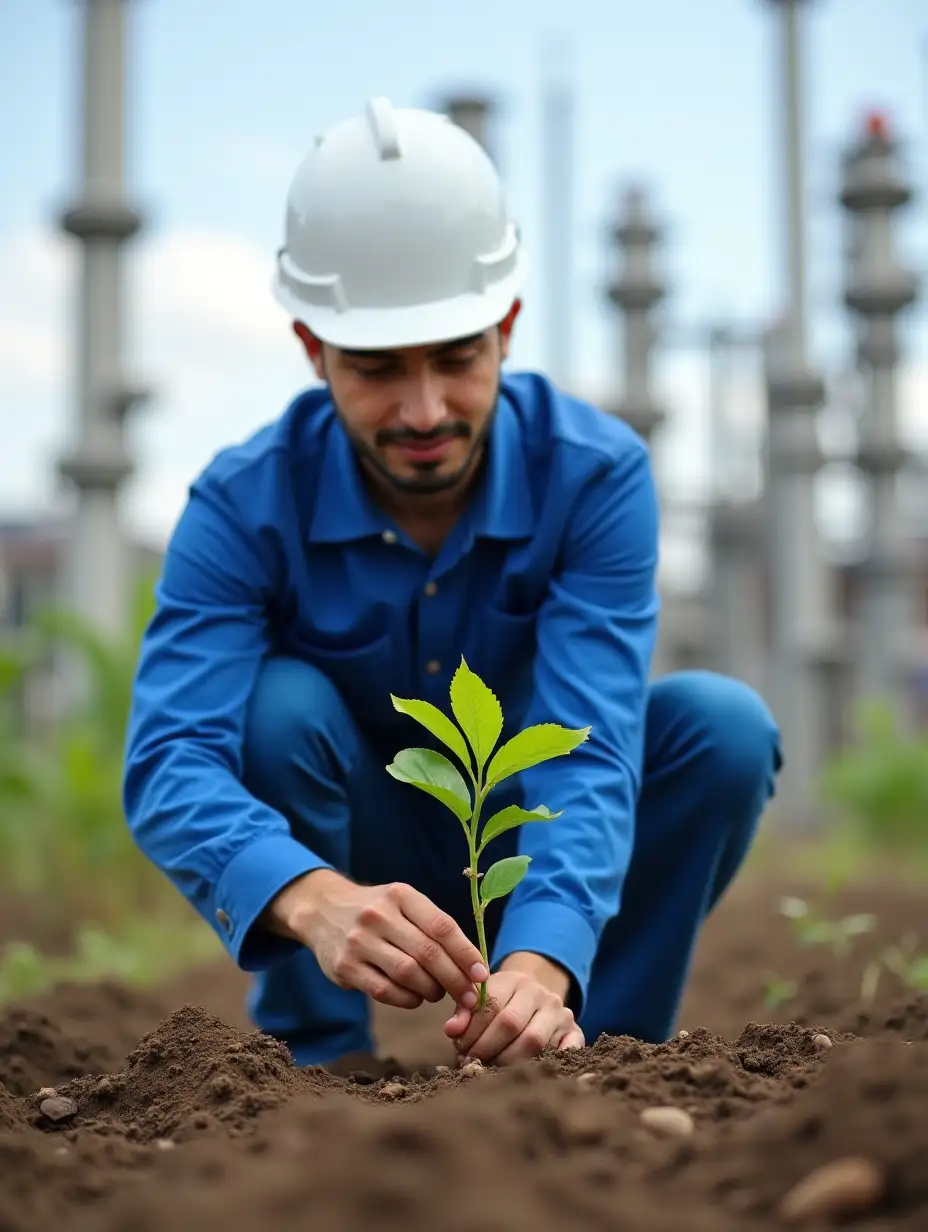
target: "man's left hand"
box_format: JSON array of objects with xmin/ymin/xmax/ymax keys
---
[{"xmin": 443, "ymin": 953, "xmax": 584, "ymax": 1065}]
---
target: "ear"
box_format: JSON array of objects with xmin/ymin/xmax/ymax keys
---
[
  {"xmin": 497, "ymin": 299, "xmax": 522, "ymax": 361},
  {"xmin": 292, "ymin": 321, "xmax": 326, "ymax": 380}
]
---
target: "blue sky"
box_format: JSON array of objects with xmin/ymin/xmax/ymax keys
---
[{"xmin": 1, "ymin": 0, "xmax": 926, "ymax": 574}]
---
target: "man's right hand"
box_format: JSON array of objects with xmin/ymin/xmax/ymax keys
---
[{"xmin": 263, "ymin": 869, "xmax": 490, "ymax": 1010}]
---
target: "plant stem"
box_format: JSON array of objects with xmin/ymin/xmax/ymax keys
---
[{"xmin": 468, "ymin": 787, "xmax": 490, "ymax": 1011}]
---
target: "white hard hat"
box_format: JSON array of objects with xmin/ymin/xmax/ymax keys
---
[{"xmin": 272, "ymin": 96, "xmax": 528, "ymax": 351}]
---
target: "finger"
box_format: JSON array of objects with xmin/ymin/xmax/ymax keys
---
[
  {"xmin": 392, "ymin": 885, "xmax": 490, "ymax": 993},
  {"xmin": 364, "ymin": 937, "xmax": 446, "ymax": 1003},
  {"xmin": 381, "ymin": 911, "xmax": 483, "ymax": 1006},
  {"xmin": 492, "ymin": 1009, "xmax": 569, "ymax": 1067},
  {"xmin": 557, "ymin": 1026, "xmax": 585, "ymax": 1050},
  {"xmin": 461, "ymin": 988, "xmax": 538, "ymax": 1063},
  {"xmin": 443, "ymin": 1003, "xmax": 473, "ymax": 1039},
  {"xmin": 348, "ymin": 961, "xmax": 424, "ymax": 1010},
  {"xmin": 452, "ymin": 990, "xmax": 503, "ymax": 1056}
]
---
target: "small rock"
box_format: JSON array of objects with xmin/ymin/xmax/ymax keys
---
[
  {"xmin": 36, "ymin": 1087, "xmax": 57, "ymax": 1102},
  {"xmin": 576, "ymin": 1072, "xmax": 598, "ymax": 1087},
  {"xmin": 812, "ymin": 1033, "xmax": 833, "ymax": 1050},
  {"xmin": 379, "ymin": 1082, "xmax": 407, "ymax": 1100},
  {"xmin": 779, "ymin": 1157, "xmax": 884, "ymax": 1223},
  {"xmin": 676, "ymin": 1029, "xmax": 690, "ymax": 1039},
  {"xmin": 39, "ymin": 1097, "xmax": 78, "ymax": 1123},
  {"xmin": 460, "ymin": 1060, "xmax": 485, "ymax": 1078},
  {"xmin": 639, "ymin": 1106, "xmax": 694, "ymax": 1138}
]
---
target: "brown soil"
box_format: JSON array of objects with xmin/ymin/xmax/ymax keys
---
[{"xmin": 1, "ymin": 872, "xmax": 926, "ymax": 1230}]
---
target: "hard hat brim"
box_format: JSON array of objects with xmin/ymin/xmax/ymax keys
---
[{"xmin": 271, "ymin": 259, "xmax": 528, "ymax": 352}]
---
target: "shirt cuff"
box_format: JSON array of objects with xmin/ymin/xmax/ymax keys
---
[
  {"xmin": 212, "ymin": 834, "xmax": 332, "ymax": 971},
  {"xmin": 490, "ymin": 900, "xmax": 599, "ymax": 1019}
]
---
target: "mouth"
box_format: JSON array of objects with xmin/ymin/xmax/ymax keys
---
[{"xmin": 392, "ymin": 437, "xmax": 456, "ymax": 464}]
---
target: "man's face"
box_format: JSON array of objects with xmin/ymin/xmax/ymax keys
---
[{"xmin": 295, "ymin": 304, "xmax": 519, "ymax": 497}]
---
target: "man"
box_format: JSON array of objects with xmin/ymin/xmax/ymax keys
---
[{"xmin": 124, "ymin": 97, "xmax": 782, "ymax": 1070}]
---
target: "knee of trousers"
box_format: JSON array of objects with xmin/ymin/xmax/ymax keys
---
[
  {"xmin": 652, "ymin": 669, "xmax": 783, "ymax": 809},
  {"xmin": 242, "ymin": 655, "xmax": 359, "ymax": 784}
]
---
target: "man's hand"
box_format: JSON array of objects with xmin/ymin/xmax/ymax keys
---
[
  {"xmin": 263, "ymin": 869, "xmax": 489, "ymax": 1010},
  {"xmin": 443, "ymin": 952, "xmax": 584, "ymax": 1065}
]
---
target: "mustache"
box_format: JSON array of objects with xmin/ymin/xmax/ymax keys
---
[{"xmin": 375, "ymin": 422, "xmax": 471, "ymax": 447}]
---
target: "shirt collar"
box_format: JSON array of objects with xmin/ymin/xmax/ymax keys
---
[{"xmin": 305, "ymin": 389, "xmax": 534, "ymax": 545}]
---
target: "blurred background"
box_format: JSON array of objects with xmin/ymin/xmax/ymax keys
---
[{"xmin": 0, "ymin": 0, "xmax": 927, "ymax": 997}]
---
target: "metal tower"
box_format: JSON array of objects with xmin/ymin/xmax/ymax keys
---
[{"xmin": 56, "ymin": 0, "xmax": 149, "ymax": 648}]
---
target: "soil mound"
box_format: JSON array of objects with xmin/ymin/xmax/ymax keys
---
[{"xmin": 41, "ymin": 1004, "xmax": 344, "ymax": 1144}]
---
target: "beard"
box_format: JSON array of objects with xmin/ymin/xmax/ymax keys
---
[{"xmin": 332, "ymin": 379, "xmax": 499, "ymax": 496}]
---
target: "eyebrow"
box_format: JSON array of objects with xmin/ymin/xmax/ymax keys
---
[{"xmin": 340, "ymin": 334, "xmax": 484, "ymax": 362}]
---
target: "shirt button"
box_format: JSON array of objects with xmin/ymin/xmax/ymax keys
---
[
  {"xmin": 382, "ymin": 529, "xmax": 398, "ymax": 544},
  {"xmin": 425, "ymin": 659, "xmax": 441, "ymax": 675},
  {"xmin": 423, "ymin": 581, "xmax": 438, "ymax": 597}
]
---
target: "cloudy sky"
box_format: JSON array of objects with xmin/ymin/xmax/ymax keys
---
[{"xmin": 1, "ymin": 0, "xmax": 926, "ymax": 572}]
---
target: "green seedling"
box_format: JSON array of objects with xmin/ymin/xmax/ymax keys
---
[
  {"xmin": 860, "ymin": 931, "xmax": 928, "ymax": 1006},
  {"xmin": 761, "ymin": 972, "xmax": 798, "ymax": 1011},
  {"xmin": 385, "ymin": 657, "xmax": 591, "ymax": 1011},
  {"xmin": 778, "ymin": 896, "xmax": 877, "ymax": 960}
]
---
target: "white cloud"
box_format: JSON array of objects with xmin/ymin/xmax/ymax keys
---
[{"xmin": 0, "ymin": 222, "xmax": 312, "ymax": 542}]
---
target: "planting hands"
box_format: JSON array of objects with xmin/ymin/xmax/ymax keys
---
[
  {"xmin": 444, "ymin": 956, "xmax": 584, "ymax": 1066},
  {"xmin": 267, "ymin": 869, "xmax": 489, "ymax": 1010}
]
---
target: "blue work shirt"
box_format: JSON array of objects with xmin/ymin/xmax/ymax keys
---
[{"xmin": 123, "ymin": 370, "xmax": 660, "ymax": 1014}]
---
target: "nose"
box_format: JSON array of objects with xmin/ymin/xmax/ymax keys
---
[{"xmin": 398, "ymin": 375, "xmax": 446, "ymax": 433}]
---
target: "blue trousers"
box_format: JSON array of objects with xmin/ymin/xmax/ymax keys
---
[{"xmin": 241, "ymin": 657, "xmax": 782, "ymax": 1065}]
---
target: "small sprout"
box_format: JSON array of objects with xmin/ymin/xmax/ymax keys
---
[
  {"xmin": 676, "ymin": 1029, "xmax": 690, "ymax": 1039},
  {"xmin": 639, "ymin": 1106, "xmax": 694, "ymax": 1138},
  {"xmin": 777, "ymin": 896, "xmax": 877, "ymax": 959},
  {"xmin": 812, "ymin": 1033, "xmax": 833, "ymax": 1050},
  {"xmin": 860, "ymin": 932, "xmax": 928, "ymax": 1004},
  {"xmin": 762, "ymin": 972, "xmax": 798, "ymax": 1010},
  {"xmin": 779, "ymin": 1157, "xmax": 885, "ymax": 1223},
  {"xmin": 387, "ymin": 657, "xmax": 591, "ymax": 1011}
]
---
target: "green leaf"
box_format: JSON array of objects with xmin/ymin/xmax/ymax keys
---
[
  {"xmin": 449, "ymin": 658, "xmax": 504, "ymax": 776},
  {"xmin": 385, "ymin": 748, "xmax": 472, "ymax": 823},
  {"xmin": 389, "ymin": 695, "xmax": 473, "ymax": 774},
  {"xmin": 480, "ymin": 855, "xmax": 531, "ymax": 905},
  {"xmin": 485, "ymin": 723, "xmax": 591, "ymax": 788},
  {"xmin": 479, "ymin": 803, "xmax": 561, "ymax": 851}
]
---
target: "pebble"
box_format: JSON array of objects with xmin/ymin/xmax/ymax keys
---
[
  {"xmin": 379, "ymin": 1082, "xmax": 407, "ymax": 1100},
  {"xmin": 36, "ymin": 1087, "xmax": 57, "ymax": 1102},
  {"xmin": 639, "ymin": 1106, "xmax": 695, "ymax": 1138},
  {"xmin": 460, "ymin": 1060, "xmax": 485, "ymax": 1078},
  {"xmin": 676, "ymin": 1029, "xmax": 690, "ymax": 1039},
  {"xmin": 812, "ymin": 1033, "xmax": 833, "ymax": 1050},
  {"xmin": 39, "ymin": 1097, "xmax": 78, "ymax": 1123},
  {"xmin": 779, "ymin": 1157, "xmax": 884, "ymax": 1223}
]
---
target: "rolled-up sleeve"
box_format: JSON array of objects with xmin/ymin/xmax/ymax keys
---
[
  {"xmin": 490, "ymin": 440, "xmax": 660, "ymax": 1014},
  {"xmin": 123, "ymin": 476, "xmax": 330, "ymax": 970}
]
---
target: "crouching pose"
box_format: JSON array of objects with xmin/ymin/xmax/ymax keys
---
[{"xmin": 124, "ymin": 97, "xmax": 782, "ymax": 1069}]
